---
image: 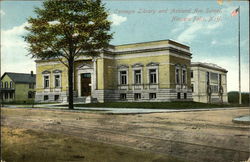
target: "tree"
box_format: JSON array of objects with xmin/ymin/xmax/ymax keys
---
[{"xmin": 24, "ymin": 0, "xmax": 112, "ymax": 109}]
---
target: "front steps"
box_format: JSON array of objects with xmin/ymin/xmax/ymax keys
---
[{"xmin": 73, "ymin": 96, "xmax": 98, "ymax": 103}]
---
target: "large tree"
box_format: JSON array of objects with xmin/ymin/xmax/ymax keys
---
[{"xmin": 24, "ymin": 0, "xmax": 112, "ymax": 109}]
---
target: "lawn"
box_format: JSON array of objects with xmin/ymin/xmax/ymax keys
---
[{"xmin": 71, "ymin": 101, "xmax": 237, "ymax": 109}]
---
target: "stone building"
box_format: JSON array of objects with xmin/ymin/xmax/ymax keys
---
[
  {"xmin": 191, "ymin": 62, "xmax": 228, "ymax": 103},
  {"xmin": 35, "ymin": 39, "xmax": 193, "ymax": 103}
]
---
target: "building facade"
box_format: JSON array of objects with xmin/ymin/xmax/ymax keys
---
[
  {"xmin": 0, "ymin": 72, "xmax": 36, "ymax": 103},
  {"xmin": 191, "ymin": 62, "xmax": 228, "ymax": 103},
  {"xmin": 35, "ymin": 39, "xmax": 193, "ymax": 103}
]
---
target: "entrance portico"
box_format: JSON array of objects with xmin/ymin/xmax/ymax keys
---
[{"xmin": 77, "ymin": 61, "xmax": 96, "ymax": 98}]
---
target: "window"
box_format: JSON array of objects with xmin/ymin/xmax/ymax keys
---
[
  {"xmin": 149, "ymin": 93, "xmax": 156, "ymax": 99},
  {"xmin": 120, "ymin": 93, "xmax": 127, "ymax": 100},
  {"xmin": 4, "ymin": 82, "xmax": 8, "ymax": 88},
  {"xmin": 184, "ymin": 93, "xmax": 187, "ymax": 99},
  {"xmin": 54, "ymin": 75, "xmax": 61, "ymax": 88},
  {"xmin": 28, "ymin": 91, "xmax": 33, "ymax": 98},
  {"xmin": 211, "ymin": 85, "xmax": 218, "ymax": 93},
  {"xmin": 10, "ymin": 81, "xmax": 13, "ymax": 88},
  {"xmin": 176, "ymin": 68, "xmax": 180, "ymax": 84},
  {"xmin": 210, "ymin": 72, "xmax": 218, "ymax": 84},
  {"xmin": 134, "ymin": 70, "xmax": 141, "ymax": 84},
  {"xmin": 134, "ymin": 93, "xmax": 141, "ymax": 100},
  {"xmin": 149, "ymin": 69, "xmax": 157, "ymax": 84},
  {"xmin": 10, "ymin": 93, "xmax": 13, "ymax": 99},
  {"xmin": 0, "ymin": 81, "xmax": 3, "ymax": 88},
  {"xmin": 4, "ymin": 93, "xmax": 8, "ymax": 99},
  {"xmin": 44, "ymin": 95, "xmax": 49, "ymax": 101},
  {"xmin": 29, "ymin": 83, "xmax": 34, "ymax": 89},
  {"xmin": 182, "ymin": 69, "xmax": 186, "ymax": 84},
  {"xmin": 54, "ymin": 95, "xmax": 60, "ymax": 101},
  {"xmin": 206, "ymin": 72, "xmax": 210, "ymax": 85},
  {"xmin": 120, "ymin": 71, "xmax": 127, "ymax": 85},
  {"xmin": 177, "ymin": 92, "xmax": 181, "ymax": 99},
  {"xmin": 191, "ymin": 70, "xmax": 193, "ymax": 78},
  {"xmin": 191, "ymin": 84, "xmax": 194, "ymax": 92},
  {"xmin": 219, "ymin": 74, "xmax": 222, "ymax": 85},
  {"xmin": 44, "ymin": 76, "xmax": 50, "ymax": 88}
]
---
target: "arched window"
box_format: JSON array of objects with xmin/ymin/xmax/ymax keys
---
[
  {"xmin": 4, "ymin": 81, "xmax": 8, "ymax": 88},
  {"xmin": 0, "ymin": 81, "xmax": 3, "ymax": 88},
  {"xmin": 10, "ymin": 81, "xmax": 13, "ymax": 88}
]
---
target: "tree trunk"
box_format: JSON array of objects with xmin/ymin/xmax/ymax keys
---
[{"xmin": 68, "ymin": 58, "xmax": 74, "ymax": 109}]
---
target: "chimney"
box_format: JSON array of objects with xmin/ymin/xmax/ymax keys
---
[{"xmin": 31, "ymin": 71, "xmax": 34, "ymax": 77}]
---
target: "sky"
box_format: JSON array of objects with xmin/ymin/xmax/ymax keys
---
[{"xmin": 0, "ymin": 0, "xmax": 249, "ymax": 92}]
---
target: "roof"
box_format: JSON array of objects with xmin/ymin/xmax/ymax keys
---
[
  {"xmin": 113, "ymin": 39, "xmax": 190, "ymax": 50},
  {"xmin": 191, "ymin": 62, "xmax": 228, "ymax": 73},
  {"xmin": 1, "ymin": 72, "xmax": 36, "ymax": 84}
]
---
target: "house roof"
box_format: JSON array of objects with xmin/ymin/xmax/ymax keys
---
[
  {"xmin": 1, "ymin": 72, "xmax": 36, "ymax": 84},
  {"xmin": 191, "ymin": 62, "xmax": 228, "ymax": 73}
]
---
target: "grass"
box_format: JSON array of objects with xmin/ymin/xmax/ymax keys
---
[
  {"xmin": 69, "ymin": 101, "xmax": 238, "ymax": 109},
  {"xmin": 2, "ymin": 127, "xmax": 184, "ymax": 162}
]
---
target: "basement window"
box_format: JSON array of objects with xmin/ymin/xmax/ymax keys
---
[
  {"xmin": 120, "ymin": 93, "xmax": 127, "ymax": 100},
  {"xmin": 134, "ymin": 93, "xmax": 141, "ymax": 100},
  {"xmin": 184, "ymin": 93, "xmax": 187, "ymax": 99},
  {"xmin": 44, "ymin": 95, "xmax": 49, "ymax": 101},
  {"xmin": 149, "ymin": 93, "xmax": 156, "ymax": 99},
  {"xmin": 54, "ymin": 95, "xmax": 60, "ymax": 101},
  {"xmin": 177, "ymin": 92, "xmax": 181, "ymax": 99}
]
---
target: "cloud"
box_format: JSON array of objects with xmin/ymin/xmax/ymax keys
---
[
  {"xmin": 1, "ymin": 22, "xmax": 35, "ymax": 74},
  {"xmin": 109, "ymin": 13, "xmax": 127, "ymax": 26},
  {"xmin": 0, "ymin": 10, "xmax": 5, "ymax": 16},
  {"xmin": 1, "ymin": 22, "xmax": 30, "ymax": 48},
  {"xmin": 175, "ymin": 20, "xmax": 222, "ymax": 44},
  {"xmin": 171, "ymin": 5, "xmax": 241, "ymax": 44}
]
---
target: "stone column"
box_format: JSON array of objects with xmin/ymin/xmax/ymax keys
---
[
  {"xmin": 93, "ymin": 58, "xmax": 97, "ymax": 90},
  {"xmin": 78, "ymin": 73, "xmax": 81, "ymax": 97}
]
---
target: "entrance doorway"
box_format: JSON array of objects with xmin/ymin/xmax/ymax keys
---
[{"xmin": 81, "ymin": 73, "xmax": 91, "ymax": 96}]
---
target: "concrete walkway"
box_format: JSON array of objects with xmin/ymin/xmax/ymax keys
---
[{"xmin": 2, "ymin": 104, "xmax": 248, "ymax": 114}]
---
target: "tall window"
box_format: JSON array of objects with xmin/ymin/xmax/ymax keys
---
[
  {"xmin": 149, "ymin": 69, "xmax": 157, "ymax": 84},
  {"xmin": 54, "ymin": 75, "xmax": 61, "ymax": 88},
  {"xmin": 191, "ymin": 84, "xmax": 194, "ymax": 92},
  {"xmin": 120, "ymin": 71, "xmax": 127, "ymax": 85},
  {"xmin": 134, "ymin": 70, "xmax": 141, "ymax": 84},
  {"xmin": 0, "ymin": 81, "xmax": 3, "ymax": 88},
  {"xmin": 4, "ymin": 93, "xmax": 8, "ymax": 99},
  {"xmin": 44, "ymin": 76, "xmax": 50, "ymax": 88},
  {"xmin": 10, "ymin": 81, "xmax": 13, "ymax": 88},
  {"xmin": 182, "ymin": 69, "xmax": 186, "ymax": 84},
  {"xmin": 10, "ymin": 93, "xmax": 13, "ymax": 99},
  {"xmin": 206, "ymin": 72, "xmax": 210, "ymax": 85},
  {"xmin": 176, "ymin": 68, "xmax": 180, "ymax": 84},
  {"xmin": 191, "ymin": 70, "xmax": 193, "ymax": 78},
  {"xmin": 4, "ymin": 82, "xmax": 8, "ymax": 88},
  {"xmin": 219, "ymin": 74, "xmax": 222, "ymax": 85}
]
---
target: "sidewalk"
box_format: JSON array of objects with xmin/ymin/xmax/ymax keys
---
[{"xmin": 2, "ymin": 104, "xmax": 247, "ymax": 114}]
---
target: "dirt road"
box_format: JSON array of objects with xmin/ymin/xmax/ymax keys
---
[{"xmin": 1, "ymin": 107, "xmax": 250, "ymax": 162}]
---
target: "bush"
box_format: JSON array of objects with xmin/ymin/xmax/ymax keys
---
[{"xmin": 228, "ymin": 91, "xmax": 250, "ymax": 104}]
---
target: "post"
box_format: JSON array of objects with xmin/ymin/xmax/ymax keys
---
[{"xmin": 238, "ymin": 6, "xmax": 242, "ymax": 105}]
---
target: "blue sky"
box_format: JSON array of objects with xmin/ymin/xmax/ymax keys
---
[{"xmin": 1, "ymin": 0, "xmax": 249, "ymax": 92}]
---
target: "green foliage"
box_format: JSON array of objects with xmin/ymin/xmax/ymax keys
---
[
  {"xmin": 24, "ymin": 0, "xmax": 113, "ymax": 109},
  {"xmin": 24, "ymin": 0, "xmax": 113, "ymax": 60},
  {"xmin": 228, "ymin": 91, "xmax": 250, "ymax": 104}
]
